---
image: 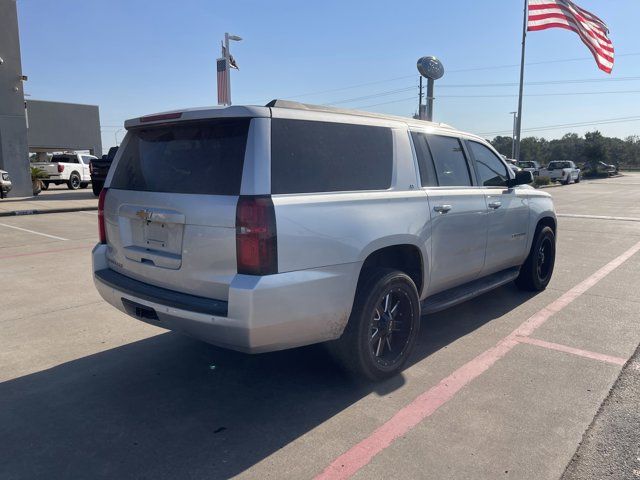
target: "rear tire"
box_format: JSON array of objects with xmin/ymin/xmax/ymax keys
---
[
  {"xmin": 329, "ymin": 268, "xmax": 420, "ymax": 381},
  {"xmin": 80, "ymin": 182, "xmax": 89, "ymax": 189},
  {"xmin": 67, "ymin": 172, "xmax": 81, "ymax": 190},
  {"xmin": 515, "ymin": 226, "xmax": 556, "ymax": 291},
  {"xmin": 41, "ymin": 181, "xmax": 49, "ymax": 190},
  {"xmin": 92, "ymin": 181, "xmax": 103, "ymax": 196}
]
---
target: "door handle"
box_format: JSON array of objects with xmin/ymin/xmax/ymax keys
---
[
  {"xmin": 433, "ymin": 204, "xmax": 452, "ymax": 214},
  {"xmin": 488, "ymin": 201, "xmax": 502, "ymax": 210}
]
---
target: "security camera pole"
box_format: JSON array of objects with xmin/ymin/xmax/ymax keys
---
[
  {"xmin": 217, "ymin": 32, "xmax": 241, "ymax": 106},
  {"xmin": 417, "ymin": 56, "xmax": 444, "ymax": 121}
]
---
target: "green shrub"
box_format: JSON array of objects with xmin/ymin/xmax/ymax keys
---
[
  {"xmin": 533, "ymin": 175, "xmax": 551, "ymax": 187},
  {"xmin": 581, "ymin": 169, "xmax": 609, "ymax": 179}
]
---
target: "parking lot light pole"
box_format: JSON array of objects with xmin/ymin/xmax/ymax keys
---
[{"xmin": 224, "ymin": 33, "xmax": 242, "ymax": 105}]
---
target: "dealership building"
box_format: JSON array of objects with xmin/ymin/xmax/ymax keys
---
[{"xmin": 0, "ymin": 0, "xmax": 102, "ymax": 196}]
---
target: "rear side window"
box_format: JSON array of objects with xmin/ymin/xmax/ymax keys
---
[
  {"xmin": 468, "ymin": 141, "xmax": 509, "ymax": 187},
  {"xmin": 271, "ymin": 119, "xmax": 393, "ymax": 194},
  {"xmin": 110, "ymin": 119, "xmax": 250, "ymax": 195},
  {"xmin": 410, "ymin": 132, "xmax": 437, "ymax": 187},
  {"xmin": 426, "ymin": 135, "xmax": 472, "ymax": 187}
]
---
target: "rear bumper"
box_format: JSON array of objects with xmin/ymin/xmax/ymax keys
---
[{"xmin": 92, "ymin": 244, "xmax": 360, "ymax": 353}]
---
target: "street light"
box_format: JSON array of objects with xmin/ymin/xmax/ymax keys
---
[{"xmin": 223, "ymin": 32, "xmax": 242, "ymax": 105}]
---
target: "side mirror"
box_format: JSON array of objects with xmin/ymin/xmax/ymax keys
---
[{"xmin": 507, "ymin": 170, "xmax": 533, "ymax": 188}]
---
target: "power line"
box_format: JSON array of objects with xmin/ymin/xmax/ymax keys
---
[
  {"xmin": 478, "ymin": 115, "xmax": 640, "ymax": 136},
  {"xmin": 324, "ymin": 76, "xmax": 640, "ymax": 106},
  {"xmin": 277, "ymin": 52, "xmax": 640, "ymax": 101},
  {"xmin": 439, "ymin": 89, "xmax": 640, "ymax": 99}
]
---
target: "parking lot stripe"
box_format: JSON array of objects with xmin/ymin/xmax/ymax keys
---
[
  {"xmin": 516, "ymin": 336, "xmax": 626, "ymax": 366},
  {"xmin": 0, "ymin": 222, "xmax": 69, "ymax": 241},
  {"xmin": 0, "ymin": 245, "xmax": 91, "ymax": 260},
  {"xmin": 316, "ymin": 239, "xmax": 640, "ymax": 480},
  {"xmin": 557, "ymin": 213, "xmax": 640, "ymax": 222}
]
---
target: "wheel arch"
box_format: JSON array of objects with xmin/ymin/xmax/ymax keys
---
[{"xmin": 357, "ymin": 240, "xmax": 427, "ymax": 298}]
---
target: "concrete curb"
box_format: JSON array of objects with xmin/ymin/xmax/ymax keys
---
[{"xmin": 0, "ymin": 206, "xmax": 98, "ymax": 217}]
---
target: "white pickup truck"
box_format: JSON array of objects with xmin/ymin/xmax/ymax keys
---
[
  {"xmin": 32, "ymin": 153, "xmax": 95, "ymax": 190},
  {"xmin": 541, "ymin": 160, "xmax": 581, "ymax": 185}
]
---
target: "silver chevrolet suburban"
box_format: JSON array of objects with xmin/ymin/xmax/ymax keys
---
[{"xmin": 93, "ymin": 100, "xmax": 556, "ymax": 380}]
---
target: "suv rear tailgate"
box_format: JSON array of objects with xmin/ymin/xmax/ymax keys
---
[{"xmin": 103, "ymin": 118, "xmax": 251, "ymax": 301}]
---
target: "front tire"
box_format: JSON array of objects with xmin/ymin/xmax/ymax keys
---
[
  {"xmin": 330, "ymin": 269, "xmax": 420, "ymax": 381},
  {"xmin": 515, "ymin": 226, "xmax": 556, "ymax": 291}
]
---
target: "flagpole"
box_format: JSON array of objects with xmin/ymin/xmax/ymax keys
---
[{"xmin": 514, "ymin": 0, "xmax": 528, "ymax": 161}]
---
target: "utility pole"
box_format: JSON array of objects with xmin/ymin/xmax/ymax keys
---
[
  {"xmin": 510, "ymin": 111, "xmax": 517, "ymax": 159},
  {"xmin": 514, "ymin": 0, "xmax": 528, "ymax": 161}
]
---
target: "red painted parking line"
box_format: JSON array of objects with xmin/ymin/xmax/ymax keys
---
[
  {"xmin": 517, "ymin": 336, "xmax": 626, "ymax": 366},
  {"xmin": 316, "ymin": 239, "xmax": 640, "ymax": 480},
  {"xmin": 0, "ymin": 245, "xmax": 92, "ymax": 260}
]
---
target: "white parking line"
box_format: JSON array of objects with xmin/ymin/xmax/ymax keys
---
[
  {"xmin": 557, "ymin": 213, "xmax": 640, "ymax": 222},
  {"xmin": 0, "ymin": 222, "xmax": 69, "ymax": 241}
]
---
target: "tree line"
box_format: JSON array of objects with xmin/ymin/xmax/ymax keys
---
[{"xmin": 490, "ymin": 131, "xmax": 640, "ymax": 168}]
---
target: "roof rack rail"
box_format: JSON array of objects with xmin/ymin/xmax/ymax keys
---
[{"xmin": 264, "ymin": 99, "xmax": 454, "ymax": 129}]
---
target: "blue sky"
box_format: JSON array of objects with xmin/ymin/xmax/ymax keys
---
[{"xmin": 16, "ymin": 0, "xmax": 640, "ymax": 150}]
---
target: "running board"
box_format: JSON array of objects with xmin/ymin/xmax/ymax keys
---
[{"xmin": 421, "ymin": 267, "xmax": 520, "ymax": 315}]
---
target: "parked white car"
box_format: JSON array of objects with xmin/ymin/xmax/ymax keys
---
[
  {"xmin": 31, "ymin": 153, "xmax": 94, "ymax": 190},
  {"xmin": 541, "ymin": 160, "xmax": 581, "ymax": 185},
  {"xmin": 93, "ymin": 100, "xmax": 557, "ymax": 380}
]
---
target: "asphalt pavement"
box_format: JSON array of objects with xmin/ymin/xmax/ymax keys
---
[{"xmin": 0, "ymin": 174, "xmax": 639, "ymax": 479}]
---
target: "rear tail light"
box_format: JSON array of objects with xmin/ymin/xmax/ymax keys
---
[
  {"xmin": 98, "ymin": 188, "xmax": 108, "ymax": 244},
  {"xmin": 57, "ymin": 164, "xmax": 65, "ymax": 173},
  {"xmin": 236, "ymin": 196, "xmax": 278, "ymax": 275}
]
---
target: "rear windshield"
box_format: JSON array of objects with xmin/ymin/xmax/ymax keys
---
[
  {"xmin": 52, "ymin": 154, "xmax": 77, "ymax": 163},
  {"xmin": 548, "ymin": 161, "xmax": 570, "ymax": 169},
  {"xmin": 110, "ymin": 119, "xmax": 250, "ymax": 195}
]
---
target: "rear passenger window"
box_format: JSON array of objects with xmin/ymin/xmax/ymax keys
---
[
  {"xmin": 469, "ymin": 141, "xmax": 509, "ymax": 187},
  {"xmin": 410, "ymin": 132, "xmax": 437, "ymax": 187},
  {"xmin": 426, "ymin": 135, "xmax": 472, "ymax": 187},
  {"xmin": 271, "ymin": 119, "xmax": 392, "ymax": 194}
]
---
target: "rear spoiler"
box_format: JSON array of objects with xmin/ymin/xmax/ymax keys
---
[{"xmin": 124, "ymin": 105, "xmax": 270, "ymax": 129}]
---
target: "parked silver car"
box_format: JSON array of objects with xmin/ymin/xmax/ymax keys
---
[{"xmin": 93, "ymin": 100, "xmax": 556, "ymax": 380}]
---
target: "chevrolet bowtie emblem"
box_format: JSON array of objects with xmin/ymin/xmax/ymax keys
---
[{"xmin": 136, "ymin": 209, "xmax": 152, "ymax": 221}]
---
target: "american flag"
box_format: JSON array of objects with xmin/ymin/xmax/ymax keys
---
[
  {"xmin": 528, "ymin": 0, "xmax": 614, "ymax": 73},
  {"xmin": 217, "ymin": 58, "xmax": 229, "ymax": 105}
]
